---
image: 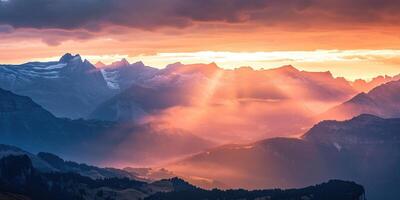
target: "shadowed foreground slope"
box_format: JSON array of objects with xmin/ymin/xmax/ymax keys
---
[{"xmin": 0, "ymin": 154, "xmax": 364, "ymax": 200}]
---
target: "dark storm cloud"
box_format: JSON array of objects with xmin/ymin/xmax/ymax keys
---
[
  {"xmin": 0, "ymin": 0, "xmax": 109, "ymax": 29},
  {"xmin": 0, "ymin": 0, "xmax": 400, "ymax": 31},
  {"xmin": 174, "ymin": 0, "xmax": 270, "ymax": 22},
  {"xmin": 0, "ymin": 0, "xmax": 193, "ymax": 30},
  {"xmin": 0, "ymin": 27, "xmax": 96, "ymax": 45},
  {"xmin": 250, "ymin": 0, "xmax": 400, "ymax": 26}
]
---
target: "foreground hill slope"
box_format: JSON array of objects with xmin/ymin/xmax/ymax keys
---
[
  {"xmin": 0, "ymin": 153, "xmax": 364, "ymax": 200},
  {"xmin": 0, "ymin": 154, "xmax": 177, "ymax": 200},
  {"xmin": 146, "ymin": 180, "xmax": 364, "ymax": 200}
]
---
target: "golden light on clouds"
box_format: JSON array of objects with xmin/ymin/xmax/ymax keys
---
[
  {"xmin": 2, "ymin": 0, "xmax": 400, "ymax": 80},
  {"xmin": 7, "ymin": 49, "xmax": 400, "ymax": 81}
]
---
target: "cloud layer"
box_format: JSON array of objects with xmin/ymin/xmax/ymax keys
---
[{"xmin": 1, "ymin": 0, "xmax": 400, "ymax": 31}]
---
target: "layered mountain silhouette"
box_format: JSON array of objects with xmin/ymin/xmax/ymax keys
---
[
  {"xmin": 4, "ymin": 53, "xmax": 395, "ymax": 123},
  {"xmin": 0, "ymin": 153, "xmax": 194, "ymax": 200},
  {"xmin": 0, "ymin": 54, "xmax": 359, "ymax": 141},
  {"xmin": 321, "ymin": 80, "xmax": 400, "ymax": 120},
  {"xmin": 91, "ymin": 63, "xmax": 358, "ymax": 122},
  {"xmin": 1, "ymin": 54, "xmax": 399, "ymax": 200},
  {"xmin": 0, "ymin": 150, "xmax": 365, "ymax": 200},
  {"xmin": 89, "ymin": 62, "xmax": 358, "ymax": 142},
  {"xmin": 167, "ymin": 114, "xmax": 400, "ymax": 200},
  {"xmin": 0, "ymin": 87, "xmax": 213, "ymax": 165}
]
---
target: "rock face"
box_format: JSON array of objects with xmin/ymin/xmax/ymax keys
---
[
  {"xmin": 0, "ymin": 53, "xmax": 113, "ymax": 119},
  {"xmin": 321, "ymin": 80, "xmax": 400, "ymax": 120},
  {"xmin": 169, "ymin": 114, "xmax": 400, "ymax": 200}
]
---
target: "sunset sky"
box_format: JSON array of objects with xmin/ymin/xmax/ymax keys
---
[{"xmin": 1, "ymin": 0, "xmax": 400, "ymax": 80}]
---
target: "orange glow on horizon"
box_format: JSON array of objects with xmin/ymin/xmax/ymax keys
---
[{"xmin": 3, "ymin": 49, "xmax": 400, "ymax": 81}]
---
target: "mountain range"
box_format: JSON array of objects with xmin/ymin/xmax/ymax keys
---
[
  {"xmin": 0, "ymin": 147, "xmax": 365, "ymax": 200},
  {"xmin": 1, "ymin": 54, "xmax": 397, "ymax": 141},
  {"xmin": 0, "ymin": 54, "xmax": 350, "ymax": 144},
  {"xmin": 167, "ymin": 114, "xmax": 400, "ymax": 200},
  {"xmin": 1, "ymin": 53, "xmax": 396, "ymax": 121},
  {"xmin": 89, "ymin": 62, "xmax": 362, "ymax": 142},
  {"xmin": 0, "ymin": 54, "xmax": 114, "ymax": 119},
  {"xmin": 0, "ymin": 87, "xmax": 213, "ymax": 165},
  {"xmin": 2, "ymin": 53, "xmax": 400, "ymax": 200}
]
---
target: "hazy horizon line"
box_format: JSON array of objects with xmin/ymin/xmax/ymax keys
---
[{"xmin": 2, "ymin": 49, "xmax": 400, "ymax": 81}]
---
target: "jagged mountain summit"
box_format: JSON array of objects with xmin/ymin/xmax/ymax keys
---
[
  {"xmin": 0, "ymin": 53, "xmax": 112, "ymax": 119},
  {"xmin": 99, "ymin": 59, "xmax": 158, "ymax": 90}
]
